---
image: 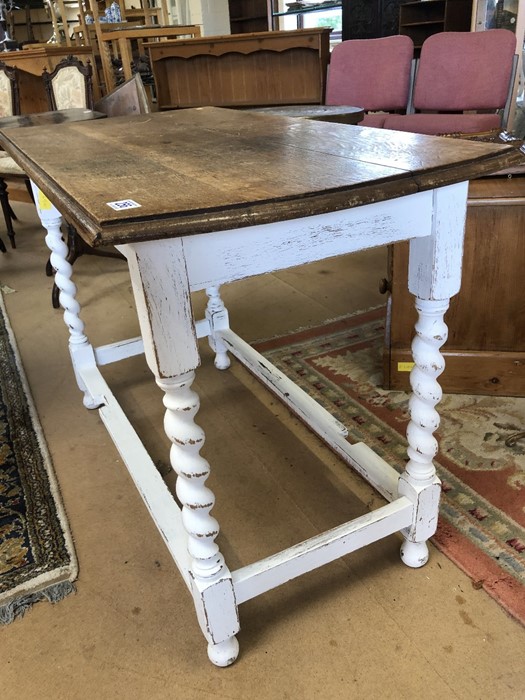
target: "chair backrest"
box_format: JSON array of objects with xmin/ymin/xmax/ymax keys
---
[
  {"xmin": 325, "ymin": 35, "xmax": 414, "ymax": 112},
  {"xmin": 0, "ymin": 62, "xmax": 20, "ymax": 117},
  {"xmin": 93, "ymin": 73, "xmax": 150, "ymax": 117},
  {"xmin": 43, "ymin": 55, "xmax": 94, "ymax": 111},
  {"xmin": 413, "ymin": 29, "xmax": 517, "ymax": 112}
]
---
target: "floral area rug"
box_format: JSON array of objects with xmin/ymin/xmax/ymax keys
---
[
  {"xmin": 0, "ymin": 293, "xmax": 77, "ymax": 623},
  {"xmin": 255, "ymin": 306, "xmax": 525, "ymax": 625}
]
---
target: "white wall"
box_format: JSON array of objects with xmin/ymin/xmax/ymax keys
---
[{"xmin": 172, "ymin": 0, "xmax": 231, "ymax": 35}]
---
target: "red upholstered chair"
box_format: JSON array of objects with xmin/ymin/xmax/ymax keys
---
[
  {"xmin": 383, "ymin": 29, "xmax": 518, "ymax": 135},
  {"xmin": 325, "ymin": 35, "xmax": 415, "ymax": 128}
]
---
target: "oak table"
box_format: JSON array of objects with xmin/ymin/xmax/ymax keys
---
[
  {"xmin": 0, "ymin": 108, "xmax": 520, "ymax": 667},
  {"xmin": 0, "ymin": 108, "xmax": 105, "ymax": 130}
]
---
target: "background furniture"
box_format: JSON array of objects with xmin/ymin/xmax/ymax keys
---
[
  {"xmin": 43, "ymin": 53, "xmax": 94, "ymax": 110},
  {"xmin": 0, "ymin": 45, "xmax": 99, "ymax": 112},
  {"xmin": 269, "ymin": 1, "xmax": 341, "ymax": 31},
  {"xmin": 0, "ymin": 60, "xmax": 25, "ymax": 249},
  {"xmin": 0, "ymin": 61, "xmax": 19, "ymax": 118},
  {"xmin": 325, "ymin": 34, "xmax": 414, "ymax": 127},
  {"xmin": 93, "ymin": 71, "xmax": 149, "ymax": 116},
  {"xmin": 229, "ymin": 0, "xmax": 268, "ymax": 33},
  {"xmin": 148, "ymin": 28, "xmax": 331, "ymax": 110},
  {"xmin": 342, "ymin": 0, "xmax": 401, "ymax": 40},
  {"xmin": 94, "ymin": 22, "xmax": 201, "ymax": 93},
  {"xmin": 384, "ymin": 29, "xmax": 517, "ymax": 135},
  {"xmin": 383, "ymin": 157, "xmax": 525, "ymax": 396},
  {"xmin": 399, "ymin": 0, "xmax": 473, "ymax": 52},
  {"xmin": 0, "ymin": 108, "xmax": 103, "ymax": 253}
]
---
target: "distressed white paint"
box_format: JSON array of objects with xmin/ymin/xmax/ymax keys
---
[
  {"xmin": 221, "ymin": 328, "xmax": 348, "ymax": 437},
  {"xmin": 205, "ymin": 286, "xmax": 231, "ymax": 370},
  {"xmin": 219, "ymin": 328, "xmax": 403, "ymax": 501},
  {"xmin": 123, "ymin": 240, "xmax": 199, "ymax": 378},
  {"xmin": 31, "ymin": 181, "xmax": 102, "ymax": 409},
  {"xmin": 80, "ymin": 365, "xmax": 193, "ymax": 587},
  {"xmin": 182, "ymin": 191, "xmax": 434, "ymax": 291},
  {"xmin": 158, "ymin": 369, "xmax": 239, "ymax": 659},
  {"xmin": 408, "ymin": 183, "xmax": 468, "ymax": 300},
  {"xmin": 32, "ymin": 174, "xmax": 472, "ymax": 666},
  {"xmin": 94, "ymin": 336, "xmax": 144, "ymax": 366},
  {"xmin": 398, "ymin": 298, "xmax": 448, "ymax": 567},
  {"xmin": 232, "ymin": 498, "xmax": 413, "ymax": 604}
]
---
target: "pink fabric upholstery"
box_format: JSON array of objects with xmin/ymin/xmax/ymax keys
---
[
  {"xmin": 413, "ymin": 29, "xmax": 516, "ymax": 111},
  {"xmin": 383, "ymin": 112, "xmax": 501, "ymax": 135},
  {"xmin": 325, "ymin": 35, "xmax": 414, "ymax": 112},
  {"xmin": 360, "ymin": 113, "xmax": 389, "ymax": 128}
]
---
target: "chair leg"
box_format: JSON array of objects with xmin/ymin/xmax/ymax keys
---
[
  {"xmin": 0, "ymin": 235, "xmax": 6, "ymax": 253},
  {"xmin": 0, "ymin": 177, "xmax": 16, "ymax": 249}
]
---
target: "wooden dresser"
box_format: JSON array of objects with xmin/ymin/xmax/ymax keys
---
[
  {"xmin": 383, "ymin": 166, "xmax": 525, "ymax": 396},
  {"xmin": 147, "ymin": 28, "xmax": 331, "ymax": 110}
]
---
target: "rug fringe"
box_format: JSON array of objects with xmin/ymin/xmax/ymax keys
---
[{"xmin": 0, "ymin": 581, "xmax": 76, "ymax": 625}]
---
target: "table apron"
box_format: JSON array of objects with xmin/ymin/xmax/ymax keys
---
[{"xmin": 178, "ymin": 189, "xmax": 436, "ymax": 291}]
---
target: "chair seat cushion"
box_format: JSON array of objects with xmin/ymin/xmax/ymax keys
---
[
  {"xmin": 0, "ymin": 155, "xmax": 26, "ymax": 177},
  {"xmin": 382, "ymin": 113, "xmax": 501, "ymax": 135},
  {"xmin": 360, "ymin": 113, "xmax": 389, "ymax": 128}
]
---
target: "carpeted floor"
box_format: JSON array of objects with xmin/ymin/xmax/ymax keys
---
[
  {"xmin": 0, "ymin": 292, "xmax": 77, "ymax": 623},
  {"xmin": 255, "ymin": 306, "xmax": 525, "ymax": 625}
]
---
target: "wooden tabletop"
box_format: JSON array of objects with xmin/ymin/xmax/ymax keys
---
[
  {"xmin": 0, "ymin": 107, "xmax": 522, "ymax": 247},
  {"xmin": 246, "ymin": 105, "xmax": 364, "ymax": 125},
  {"xmin": 0, "ymin": 109, "xmax": 105, "ymax": 130}
]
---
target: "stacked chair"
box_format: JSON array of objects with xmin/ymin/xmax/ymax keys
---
[
  {"xmin": 325, "ymin": 29, "xmax": 517, "ymax": 139},
  {"xmin": 325, "ymin": 34, "xmax": 415, "ymax": 127},
  {"xmin": 383, "ymin": 29, "xmax": 518, "ymax": 136}
]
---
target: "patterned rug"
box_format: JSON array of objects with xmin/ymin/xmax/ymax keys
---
[
  {"xmin": 0, "ymin": 293, "xmax": 77, "ymax": 623},
  {"xmin": 255, "ymin": 306, "xmax": 525, "ymax": 625}
]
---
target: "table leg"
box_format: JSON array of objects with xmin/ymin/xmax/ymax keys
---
[
  {"xmin": 398, "ymin": 298, "xmax": 447, "ymax": 567},
  {"xmin": 124, "ymin": 241, "xmax": 240, "ymax": 667},
  {"xmin": 399, "ymin": 182, "xmax": 468, "ymax": 567},
  {"xmin": 31, "ymin": 182, "xmax": 102, "ymax": 410},
  {"xmin": 205, "ymin": 285, "xmax": 231, "ymax": 370}
]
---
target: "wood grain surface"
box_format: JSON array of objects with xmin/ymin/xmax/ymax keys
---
[{"xmin": 0, "ymin": 107, "xmax": 522, "ymax": 246}]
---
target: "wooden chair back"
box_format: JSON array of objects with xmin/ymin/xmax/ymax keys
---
[
  {"xmin": 43, "ymin": 54, "xmax": 94, "ymax": 111},
  {"xmin": 0, "ymin": 62, "xmax": 20, "ymax": 117}
]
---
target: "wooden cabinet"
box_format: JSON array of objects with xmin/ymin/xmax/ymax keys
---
[
  {"xmin": 229, "ymin": 0, "xmax": 269, "ymax": 33},
  {"xmin": 383, "ymin": 172, "xmax": 525, "ymax": 396},
  {"xmin": 148, "ymin": 28, "xmax": 331, "ymax": 110},
  {"xmin": 399, "ymin": 0, "xmax": 473, "ymax": 51},
  {"xmin": 342, "ymin": 0, "xmax": 401, "ymax": 40}
]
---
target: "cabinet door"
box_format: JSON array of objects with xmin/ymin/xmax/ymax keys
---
[{"xmin": 342, "ymin": 0, "xmax": 401, "ymax": 40}]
